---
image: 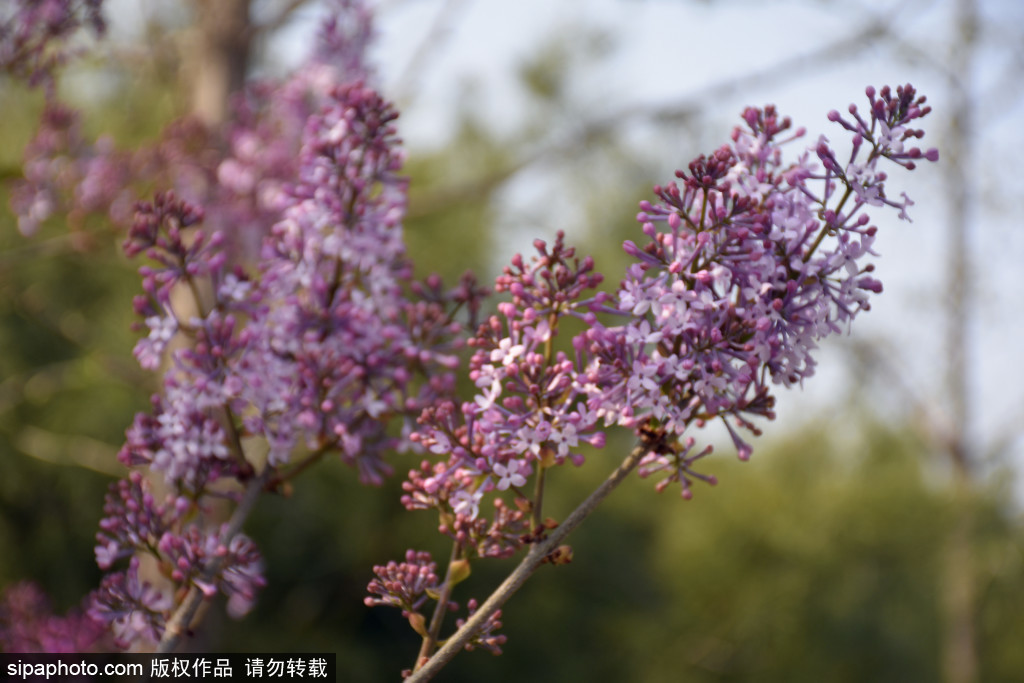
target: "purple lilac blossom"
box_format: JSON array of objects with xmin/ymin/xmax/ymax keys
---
[
  {"xmin": 364, "ymin": 550, "xmax": 442, "ymax": 613},
  {"xmin": 0, "ymin": 582, "xmax": 111, "ymax": 653},
  {"xmin": 0, "ymin": 0, "xmax": 105, "ymax": 91},
  {"xmin": 6, "ymin": 0, "xmax": 480, "ymax": 655},
  {"xmin": 455, "ymin": 599, "xmax": 506, "ymax": 655},
  {"xmin": 210, "ymin": 0, "xmax": 376, "ymax": 260},
  {"xmin": 8, "ymin": 0, "xmax": 374, "ymax": 257},
  {"xmin": 578, "ymin": 87, "xmax": 936, "ymax": 497},
  {"xmin": 370, "ymin": 87, "xmax": 936, "ymax": 645},
  {"xmin": 89, "ymin": 557, "xmax": 173, "ymax": 649},
  {"xmin": 410, "ymin": 234, "xmax": 610, "ymax": 520},
  {"xmin": 91, "ymin": 13, "xmax": 473, "ymax": 649},
  {"xmin": 9, "ymin": 104, "xmax": 136, "ymax": 237},
  {"xmin": 384, "ymin": 236, "xmax": 612, "ymax": 652},
  {"xmin": 243, "ymin": 81, "xmax": 462, "ymax": 479}
]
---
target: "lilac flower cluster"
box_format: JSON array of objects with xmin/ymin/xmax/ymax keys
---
[
  {"xmin": 8, "ymin": 0, "xmax": 371, "ymax": 256},
  {"xmin": 455, "ymin": 599, "xmax": 506, "ymax": 655},
  {"xmin": 82, "ymin": 195, "xmax": 263, "ymax": 647},
  {"xmin": 365, "ymin": 550, "xmax": 442, "ymax": 615},
  {"xmin": 89, "ymin": 558, "xmax": 173, "ymax": 648},
  {"xmin": 243, "ymin": 80, "xmax": 463, "ymax": 481},
  {"xmin": 369, "ymin": 87, "xmax": 936, "ymax": 666},
  {"xmin": 0, "ymin": 582, "xmax": 111, "ymax": 653},
  {"xmin": 89, "ymin": 470, "xmax": 265, "ymax": 637},
  {"xmin": 117, "ymin": 194, "xmax": 242, "ymax": 485},
  {"xmin": 211, "ymin": 0, "xmax": 378, "ymax": 261},
  {"xmin": 85, "ymin": 30, "xmax": 474, "ymax": 651},
  {"xmin": 410, "ymin": 234, "xmax": 609, "ymax": 517},
  {"xmin": 2, "ymin": 0, "xmax": 120, "ymax": 238},
  {"xmin": 2, "ymin": 0, "xmax": 486, "ymax": 653},
  {"xmin": 576, "ymin": 87, "xmax": 937, "ymax": 497},
  {"xmin": 9, "ymin": 103, "xmax": 139, "ymax": 238},
  {"xmin": 369, "ymin": 236, "xmax": 614, "ymax": 656},
  {"xmin": 0, "ymin": 0, "xmax": 105, "ymax": 91},
  {"xmin": 402, "ymin": 457, "xmax": 531, "ymax": 558}
]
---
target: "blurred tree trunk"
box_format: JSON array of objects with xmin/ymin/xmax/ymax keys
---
[
  {"xmin": 941, "ymin": 0, "xmax": 978, "ymax": 681},
  {"xmin": 188, "ymin": 0, "xmax": 253, "ymax": 127},
  {"xmin": 160, "ymin": 0, "xmax": 256, "ymax": 356}
]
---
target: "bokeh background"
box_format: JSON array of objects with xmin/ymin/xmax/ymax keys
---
[{"xmin": 2, "ymin": 0, "xmax": 1023, "ymax": 681}]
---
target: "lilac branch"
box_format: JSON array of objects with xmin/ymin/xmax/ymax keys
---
[
  {"xmin": 406, "ymin": 440, "xmax": 646, "ymax": 681},
  {"xmin": 383, "ymin": 84, "xmax": 937, "ymax": 677},
  {"xmin": 415, "ymin": 543, "xmax": 461, "ymax": 666},
  {"xmin": 155, "ymin": 466, "xmax": 271, "ymax": 654}
]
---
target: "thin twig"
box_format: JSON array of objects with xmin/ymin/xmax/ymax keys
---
[
  {"xmin": 416, "ymin": 543, "xmax": 460, "ymax": 665},
  {"xmin": 267, "ymin": 438, "xmax": 340, "ymax": 489},
  {"xmin": 252, "ymin": 0, "xmax": 312, "ymax": 38},
  {"xmin": 392, "ymin": 0, "xmax": 468, "ymax": 105},
  {"xmin": 406, "ymin": 14, "xmax": 895, "ymax": 223}
]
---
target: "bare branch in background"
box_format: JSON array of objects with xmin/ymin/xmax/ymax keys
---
[
  {"xmin": 408, "ymin": 11, "xmax": 894, "ymax": 220},
  {"xmin": 252, "ymin": 0, "xmax": 312, "ymax": 38},
  {"xmin": 392, "ymin": 0, "xmax": 469, "ymax": 104}
]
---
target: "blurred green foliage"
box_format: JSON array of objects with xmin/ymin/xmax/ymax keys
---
[
  {"xmin": 404, "ymin": 113, "xmax": 501, "ymax": 287},
  {"xmin": 0, "ymin": 80, "xmax": 147, "ymax": 610}
]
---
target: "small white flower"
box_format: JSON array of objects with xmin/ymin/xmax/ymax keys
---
[
  {"xmin": 549, "ymin": 423, "xmax": 579, "ymax": 457},
  {"xmin": 492, "ymin": 461, "xmax": 526, "ymax": 490},
  {"xmin": 490, "ymin": 337, "xmax": 525, "ymax": 366},
  {"xmin": 451, "ymin": 489, "xmax": 482, "ymax": 520},
  {"xmin": 474, "ymin": 381, "xmax": 501, "ymax": 411},
  {"xmin": 133, "ymin": 315, "xmax": 177, "ymax": 370},
  {"xmin": 428, "ymin": 432, "xmax": 451, "ymax": 455}
]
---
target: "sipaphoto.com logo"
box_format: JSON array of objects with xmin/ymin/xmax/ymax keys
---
[{"xmin": 1, "ymin": 654, "xmax": 143, "ymax": 682}]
